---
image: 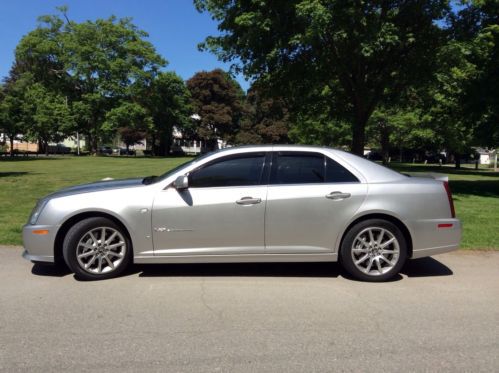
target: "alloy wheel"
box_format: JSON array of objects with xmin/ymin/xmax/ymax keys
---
[
  {"xmin": 76, "ymin": 227, "xmax": 126, "ymax": 274},
  {"xmin": 350, "ymin": 227, "xmax": 400, "ymax": 276}
]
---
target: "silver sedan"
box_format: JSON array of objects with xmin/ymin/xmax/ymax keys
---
[{"xmin": 23, "ymin": 145, "xmax": 461, "ymax": 281}]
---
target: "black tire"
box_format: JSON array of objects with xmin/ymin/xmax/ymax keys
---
[
  {"xmin": 340, "ymin": 219, "xmax": 407, "ymax": 282},
  {"xmin": 62, "ymin": 217, "xmax": 132, "ymax": 280}
]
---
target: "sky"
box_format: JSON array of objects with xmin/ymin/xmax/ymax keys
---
[{"xmin": 0, "ymin": 0, "xmax": 250, "ymax": 90}]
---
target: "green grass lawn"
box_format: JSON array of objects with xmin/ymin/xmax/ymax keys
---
[{"xmin": 0, "ymin": 156, "xmax": 497, "ymax": 249}]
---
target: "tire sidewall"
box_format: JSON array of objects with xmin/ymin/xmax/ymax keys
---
[
  {"xmin": 340, "ymin": 219, "xmax": 407, "ymax": 282},
  {"xmin": 63, "ymin": 217, "xmax": 132, "ymax": 280}
]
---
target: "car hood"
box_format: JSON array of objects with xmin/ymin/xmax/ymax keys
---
[{"xmin": 45, "ymin": 178, "xmax": 145, "ymax": 199}]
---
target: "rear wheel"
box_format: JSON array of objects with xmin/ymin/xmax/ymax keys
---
[
  {"xmin": 340, "ymin": 219, "xmax": 407, "ymax": 282},
  {"xmin": 62, "ymin": 217, "xmax": 132, "ymax": 280}
]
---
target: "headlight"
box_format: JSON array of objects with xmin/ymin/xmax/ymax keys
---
[{"xmin": 29, "ymin": 199, "xmax": 49, "ymax": 225}]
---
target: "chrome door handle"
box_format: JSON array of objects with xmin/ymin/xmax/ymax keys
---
[
  {"xmin": 326, "ymin": 191, "xmax": 351, "ymax": 200},
  {"xmin": 236, "ymin": 197, "xmax": 262, "ymax": 205}
]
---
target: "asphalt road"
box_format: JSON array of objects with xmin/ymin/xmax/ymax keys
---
[{"xmin": 0, "ymin": 246, "xmax": 498, "ymax": 372}]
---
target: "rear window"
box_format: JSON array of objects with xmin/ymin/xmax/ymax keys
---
[{"xmin": 270, "ymin": 152, "xmax": 358, "ymax": 184}]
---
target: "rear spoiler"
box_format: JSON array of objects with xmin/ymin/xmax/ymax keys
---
[{"xmin": 404, "ymin": 172, "xmax": 449, "ymax": 182}]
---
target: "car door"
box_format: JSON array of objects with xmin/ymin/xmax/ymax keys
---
[
  {"xmin": 152, "ymin": 152, "xmax": 268, "ymax": 256},
  {"xmin": 265, "ymin": 151, "xmax": 367, "ymax": 254}
]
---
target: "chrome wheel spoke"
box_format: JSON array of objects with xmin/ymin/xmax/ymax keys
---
[
  {"xmin": 377, "ymin": 229, "xmax": 385, "ymax": 245},
  {"xmin": 97, "ymin": 257, "xmax": 103, "ymax": 273},
  {"xmin": 78, "ymin": 250, "xmax": 95, "ymax": 259},
  {"xmin": 368, "ymin": 229, "xmax": 375, "ymax": 244},
  {"xmin": 365, "ymin": 258, "xmax": 374, "ymax": 273},
  {"xmin": 381, "ymin": 249, "xmax": 397, "ymax": 255},
  {"xmin": 380, "ymin": 237, "xmax": 395, "ymax": 249},
  {"xmin": 353, "ymin": 246, "xmax": 368, "ymax": 253},
  {"xmin": 107, "ymin": 242, "xmax": 124, "ymax": 250},
  {"xmin": 85, "ymin": 254, "xmax": 98, "ymax": 269},
  {"xmin": 107, "ymin": 251, "xmax": 123, "ymax": 258},
  {"xmin": 375, "ymin": 258, "xmax": 383, "ymax": 274},
  {"xmin": 105, "ymin": 231, "xmax": 117, "ymax": 244},
  {"xmin": 89, "ymin": 232, "xmax": 98, "ymax": 244},
  {"xmin": 355, "ymin": 254, "xmax": 369, "ymax": 265},
  {"xmin": 380, "ymin": 255, "xmax": 393, "ymax": 265},
  {"xmin": 104, "ymin": 255, "xmax": 114, "ymax": 269}
]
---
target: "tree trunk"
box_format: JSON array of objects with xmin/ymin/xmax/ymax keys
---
[
  {"xmin": 9, "ymin": 137, "xmax": 14, "ymax": 157},
  {"xmin": 351, "ymin": 115, "xmax": 367, "ymax": 156},
  {"xmin": 150, "ymin": 134, "xmax": 156, "ymax": 156},
  {"xmin": 378, "ymin": 119, "xmax": 390, "ymax": 165},
  {"xmin": 455, "ymin": 153, "xmax": 461, "ymax": 169},
  {"xmin": 91, "ymin": 136, "xmax": 98, "ymax": 154},
  {"xmin": 158, "ymin": 137, "xmax": 167, "ymax": 157}
]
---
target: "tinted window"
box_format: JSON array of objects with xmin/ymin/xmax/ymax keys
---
[
  {"xmin": 189, "ymin": 153, "xmax": 265, "ymax": 187},
  {"xmin": 271, "ymin": 152, "xmax": 325, "ymax": 184},
  {"xmin": 326, "ymin": 157, "xmax": 359, "ymax": 183}
]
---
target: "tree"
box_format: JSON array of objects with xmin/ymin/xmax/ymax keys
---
[
  {"xmin": 0, "ymin": 69, "xmax": 32, "ymax": 156},
  {"xmin": 139, "ymin": 72, "xmax": 192, "ymax": 156},
  {"xmin": 186, "ymin": 69, "xmax": 244, "ymax": 148},
  {"xmin": 22, "ymin": 82, "xmax": 74, "ymax": 154},
  {"xmin": 103, "ymin": 101, "xmax": 152, "ymax": 151},
  {"xmin": 235, "ymin": 87, "xmax": 289, "ymax": 144},
  {"xmin": 15, "ymin": 8, "xmax": 166, "ymax": 152},
  {"xmin": 195, "ymin": 0, "xmax": 449, "ymax": 155},
  {"xmin": 449, "ymin": 1, "xmax": 499, "ymax": 149}
]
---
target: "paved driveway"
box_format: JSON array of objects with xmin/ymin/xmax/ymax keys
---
[{"xmin": 0, "ymin": 246, "xmax": 498, "ymax": 372}]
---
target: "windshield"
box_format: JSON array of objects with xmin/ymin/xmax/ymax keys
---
[{"xmin": 143, "ymin": 151, "xmax": 215, "ymax": 185}]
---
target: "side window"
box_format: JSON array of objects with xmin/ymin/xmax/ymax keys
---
[
  {"xmin": 270, "ymin": 152, "xmax": 325, "ymax": 184},
  {"xmin": 189, "ymin": 153, "xmax": 265, "ymax": 188},
  {"xmin": 325, "ymin": 157, "xmax": 359, "ymax": 183}
]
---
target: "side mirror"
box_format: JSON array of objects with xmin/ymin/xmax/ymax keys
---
[{"xmin": 173, "ymin": 175, "xmax": 189, "ymax": 190}]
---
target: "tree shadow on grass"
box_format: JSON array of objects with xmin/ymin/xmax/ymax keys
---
[
  {"xmin": 0, "ymin": 156, "xmax": 66, "ymax": 162},
  {"xmin": 0, "ymin": 172, "xmax": 29, "ymax": 178},
  {"xmin": 449, "ymin": 180, "xmax": 499, "ymax": 197}
]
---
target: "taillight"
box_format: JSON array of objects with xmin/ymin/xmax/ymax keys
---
[{"xmin": 443, "ymin": 181, "xmax": 455, "ymax": 218}]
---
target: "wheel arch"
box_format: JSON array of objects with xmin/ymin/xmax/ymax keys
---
[
  {"xmin": 54, "ymin": 211, "xmax": 133, "ymax": 266},
  {"xmin": 337, "ymin": 213, "xmax": 413, "ymax": 259}
]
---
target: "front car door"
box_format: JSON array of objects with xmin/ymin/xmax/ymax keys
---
[
  {"xmin": 265, "ymin": 151, "xmax": 367, "ymax": 254},
  {"xmin": 152, "ymin": 152, "xmax": 268, "ymax": 256}
]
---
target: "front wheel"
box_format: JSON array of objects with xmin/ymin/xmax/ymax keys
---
[
  {"xmin": 340, "ymin": 219, "xmax": 407, "ymax": 282},
  {"xmin": 63, "ymin": 217, "xmax": 132, "ymax": 280}
]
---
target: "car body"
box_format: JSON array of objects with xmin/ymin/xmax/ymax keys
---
[
  {"xmin": 23, "ymin": 145, "xmax": 461, "ymax": 281},
  {"xmin": 119, "ymin": 148, "xmax": 136, "ymax": 156},
  {"xmin": 98, "ymin": 146, "xmax": 113, "ymax": 155}
]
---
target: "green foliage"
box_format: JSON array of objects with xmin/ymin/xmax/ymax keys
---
[
  {"xmin": 14, "ymin": 8, "xmax": 166, "ymax": 151},
  {"xmin": 22, "ymin": 82, "xmax": 74, "ymax": 148},
  {"xmin": 235, "ymin": 88, "xmax": 290, "ymax": 144},
  {"xmin": 196, "ymin": 0, "xmax": 449, "ymax": 154},
  {"xmin": 139, "ymin": 72, "xmax": 192, "ymax": 156}
]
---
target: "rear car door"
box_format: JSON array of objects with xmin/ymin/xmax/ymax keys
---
[{"xmin": 265, "ymin": 151, "xmax": 367, "ymax": 254}]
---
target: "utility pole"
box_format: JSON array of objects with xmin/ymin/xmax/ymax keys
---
[{"xmin": 76, "ymin": 131, "xmax": 80, "ymax": 155}]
